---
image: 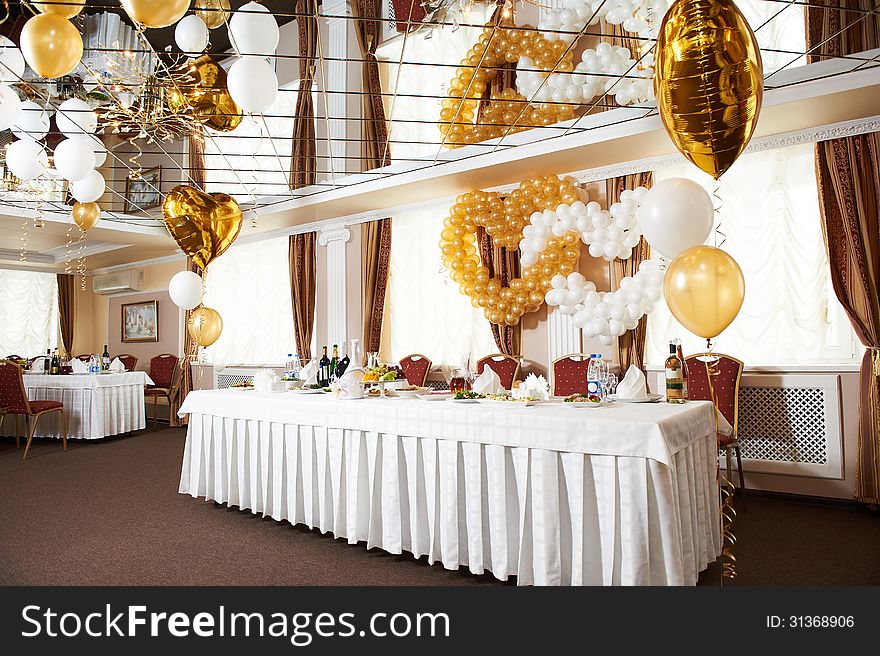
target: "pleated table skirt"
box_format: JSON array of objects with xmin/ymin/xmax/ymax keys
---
[{"xmin": 179, "ymin": 414, "xmax": 721, "ymax": 585}]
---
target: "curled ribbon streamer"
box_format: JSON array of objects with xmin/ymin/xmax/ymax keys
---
[{"xmin": 712, "ymin": 179, "xmax": 726, "ymax": 249}]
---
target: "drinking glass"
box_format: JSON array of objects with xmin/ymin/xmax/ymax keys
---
[{"xmin": 602, "ymin": 373, "xmax": 618, "ymax": 401}]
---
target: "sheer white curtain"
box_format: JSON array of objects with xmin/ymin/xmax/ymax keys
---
[
  {"xmin": 0, "ymin": 269, "xmax": 58, "ymax": 357},
  {"xmin": 381, "ymin": 203, "xmax": 496, "ymax": 368},
  {"xmin": 377, "ymin": 4, "xmax": 493, "ymax": 162},
  {"xmin": 204, "ymin": 83, "xmax": 298, "ymax": 201},
  {"xmin": 202, "ymin": 236, "xmax": 296, "ymax": 367},
  {"xmin": 738, "ymin": 0, "xmax": 807, "ymax": 74},
  {"xmin": 646, "ymin": 142, "xmax": 859, "ymax": 366}
]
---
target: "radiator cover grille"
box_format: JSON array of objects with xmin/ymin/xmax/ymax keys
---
[{"xmin": 738, "ymin": 386, "xmax": 828, "ymax": 465}]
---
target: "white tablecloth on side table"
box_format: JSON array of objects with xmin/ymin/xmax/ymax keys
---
[
  {"xmin": 178, "ymin": 390, "xmax": 724, "ymax": 585},
  {"xmin": 11, "ymin": 371, "xmax": 155, "ymax": 440}
]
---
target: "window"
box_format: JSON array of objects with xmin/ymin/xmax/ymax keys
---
[
  {"xmin": 0, "ymin": 269, "xmax": 58, "ymax": 357},
  {"xmin": 380, "ymin": 203, "xmax": 497, "ymax": 368},
  {"xmin": 645, "ymin": 142, "xmax": 860, "ymax": 367},
  {"xmin": 202, "ymin": 236, "xmax": 296, "ymax": 367},
  {"xmin": 203, "ymin": 82, "xmax": 298, "ymax": 202}
]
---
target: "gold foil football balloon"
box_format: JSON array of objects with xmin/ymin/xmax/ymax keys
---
[
  {"xmin": 654, "ymin": 0, "xmax": 763, "ymax": 179},
  {"xmin": 165, "ymin": 55, "xmax": 243, "ymax": 133},
  {"xmin": 162, "ymin": 185, "xmax": 243, "ymax": 271}
]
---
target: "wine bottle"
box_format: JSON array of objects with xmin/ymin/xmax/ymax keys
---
[
  {"xmin": 50, "ymin": 349, "xmax": 60, "ymax": 375},
  {"xmin": 330, "ymin": 344, "xmax": 339, "ymax": 380},
  {"xmin": 44, "ymin": 348, "xmax": 50, "ymax": 374},
  {"xmin": 319, "ymin": 346, "xmax": 330, "ymax": 386},
  {"xmin": 665, "ymin": 342, "xmax": 685, "ymax": 404},
  {"xmin": 102, "ymin": 344, "xmax": 110, "ymax": 371},
  {"xmin": 675, "ymin": 338, "xmax": 689, "ymax": 401},
  {"xmin": 336, "ymin": 342, "xmax": 350, "ymax": 377}
]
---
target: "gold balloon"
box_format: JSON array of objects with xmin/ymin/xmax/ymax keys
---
[
  {"xmin": 654, "ymin": 0, "xmax": 763, "ymax": 179},
  {"xmin": 194, "ymin": 0, "xmax": 231, "ymax": 29},
  {"xmin": 162, "ymin": 185, "xmax": 243, "ymax": 271},
  {"xmin": 188, "ymin": 306, "xmax": 223, "ymax": 347},
  {"xmin": 120, "ymin": 0, "xmax": 191, "ymax": 29},
  {"xmin": 20, "ymin": 14, "xmax": 83, "ymax": 79},
  {"xmin": 166, "ymin": 55, "xmax": 243, "ymax": 133},
  {"xmin": 72, "ymin": 202, "xmax": 100, "ymax": 231},
  {"xmin": 663, "ymin": 245, "xmax": 745, "ymax": 339},
  {"xmin": 33, "ymin": 0, "xmax": 85, "ymax": 19}
]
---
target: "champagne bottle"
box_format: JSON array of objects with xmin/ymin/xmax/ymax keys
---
[
  {"xmin": 50, "ymin": 349, "xmax": 60, "ymax": 375},
  {"xmin": 319, "ymin": 346, "xmax": 330, "ymax": 386},
  {"xmin": 44, "ymin": 348, "xmax": 50, "ymax": 374},
  {"xmin": 102, "ymin": 344, "xmax": 110, "ymax": 371},
  {"xmin": 330, "ymin": 344, "xmax": 339, "ymax": 380},
  {"xmin": 675, "ymin": 338, "xmax": 689, "ymax": 401},
  {"xmin": 665, "ymin": 342, "xmax": 685, "ymax": 404},
  {"xmin": 337, "ymin": 342, "xmax": 350, "ymax": 377}
]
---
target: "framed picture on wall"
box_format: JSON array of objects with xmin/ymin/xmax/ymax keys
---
[
  {"xmin": 124, "ymin": 166, "xmax": 162, "ymax": 213},
  {"xmin": 121, "ymin": 300, "xmax": 159, "ymax": 343}
]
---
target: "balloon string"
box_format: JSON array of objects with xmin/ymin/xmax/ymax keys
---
[
  {"xmin": 712, "ymin": 179, "xmax": 726, "ymax": 249},
  {"xmin": 77, "ymin": 229, "xmax": 87, "ymax": 291},
  {"xmin": 65, "ymin": 223, "xmax": 74, "ymax": 274}
]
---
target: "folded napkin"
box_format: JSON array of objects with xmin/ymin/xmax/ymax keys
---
[
  {"xmin": 472, "ymin": 367, "xmax": 503, "ymax": 395},
  {"xmin": 109, "ymin": 357, "xmax": 125, "ymax": 372},
  {"xmin": 616, "ymin": 364, "xmax": 647, "ymax": 399},
  {"xmin": 28, "ymin": 357, "xmax": 46, "ymax": 373},
  {"xmin": 253, "ymin": 369, "xmax": 282, "ymax": 392},
  {"xmin": 71, "ymin": 357, "xmax": 88, "ymax": 374},
  {"xmin": 300, "ymin": 360, "xmax": 318, "ymax": 385},
  {"xmin": 512, "ymin": 373, "xmax": 551, "ymax": 401}
]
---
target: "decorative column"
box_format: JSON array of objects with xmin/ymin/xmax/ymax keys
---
[
  {"xmin": 547, "ymin": 308, "xmax": 581, "ymax": 362},
  {"xmin": 318, "ymin": 227, "xmax": 352, "ymax": 348}
]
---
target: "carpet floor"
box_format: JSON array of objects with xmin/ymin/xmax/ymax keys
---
[{"xmin": 0, "ymin": 427, "xmax": 877, "ymax": 586}]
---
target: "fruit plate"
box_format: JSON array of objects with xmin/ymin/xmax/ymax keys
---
[{"xmin": 608, "ymin": 393, "xmax": 663, "ymax": 403}]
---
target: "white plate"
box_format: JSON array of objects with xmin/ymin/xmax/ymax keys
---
[
  {"xmin": 229, "ymin": 387, "xmax": 254, "ymax": 391},
  {"xmin": 395, "ymin": 388, "xmax": 429, "ymax": 398},
  {"xmin": 289, "ymin": 388, "xmax": 326, "ymax": 394},
  {"xmin": 478, "ymin": 399, "xmax": 538, "ymax": 407},
  {"xmin": 609, "ymin": 393, "xmax": 663, "ymax": 403},
  {"xmin": 561, "ymin": 400, "xmax": 610, "ymax": 408},
  {"xmin": 417, "ymin": 393, "xmax": 452, "ymax": 401},
  {"xmin": 449, "ymin": 398, "xmax": 481, "ymax": 404}
]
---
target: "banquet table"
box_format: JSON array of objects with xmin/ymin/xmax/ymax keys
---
[
  {"xmin": 178, "ymin": 390, "xmax": 725, "ymax": 586},
  {"xmin": 4, "ymin": 371, "xmax": 155, "ymax": 440}
]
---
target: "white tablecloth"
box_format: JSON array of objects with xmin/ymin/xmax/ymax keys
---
[
  {"xmin": 178, "ymin": 390, "xmax": 723, "ymax": 585},
  {"xmin": 7, "ymin": 372, "xmax": 155, "ymax": 440}
]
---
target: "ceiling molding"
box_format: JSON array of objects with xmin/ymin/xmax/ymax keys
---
[{"xmin": 88, "ymin": 253, "xmax": 185, "ymax": 276}]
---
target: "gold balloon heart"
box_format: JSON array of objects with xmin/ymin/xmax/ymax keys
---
[
  {"xmin": 162, "ymin": 185, "xmax": 242, "ymax": 271},
  {"xmin": 654, "ymin": 0, "xmax": 763, "ymax": 179},
  {"xmin": 166, "ymin": 55, "xmax": 243, "ymax": 133},
  {"xmin": 663, "ymin": 245, "xmax": 745, "ymax": 339}
]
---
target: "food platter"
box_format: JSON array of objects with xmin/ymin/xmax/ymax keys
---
[{"xmin": 608, "ymin": 393, "xmax": 663, "ymax": 403}]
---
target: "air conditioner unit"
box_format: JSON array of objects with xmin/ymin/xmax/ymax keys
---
[{"xmin": 92, "ymin": 269, "xmax": 144, "ymax": 294}]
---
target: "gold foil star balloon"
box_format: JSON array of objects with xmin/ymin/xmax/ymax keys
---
[{"xmin": 654, "ymin": 0, "xmax": 764, "ymax": 179}]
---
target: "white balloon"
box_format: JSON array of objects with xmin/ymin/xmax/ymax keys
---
[
  {"xmin": 595, "ymin": 302, "xmax": 611, "ymax": 319},
  {"xmin": 638, "ymin": 177, "xmax": 713, "ymax": 258},
  {"xmin": 6, "ymin": 139, "xmax": 47, "ymax": 180},
  {"xmin": 70, "ymin": 169, "xmax": 105, "ymax": 203},
  {"xmin": 175, "ymin": 15, "xmax": 209, "ymax": 55},
  {"xmin": 588, "ymin": 318, "xmax": 607, "ymax": 336},
  {"xmin": 0, "ymin": 36, "xmax": 25, "ymax": 83},
  {"xmin": 610, "ymin": 305, "xmax": 627, "ymax": 321},
  {"xmin": 598, "ymin": 334, "xmax": 614, "ymax": 346},
  {"xmin": 230, "ymin": 1, "xmax": 280, "ymax": 55},
  {"xmin": 54, "ymin": 138, "xmax": 96, "ymax": 182},
  {"xmin": 12, "ymin": 101, "xmax": 50, "ymax": 141},
  {"xmin": 623, "ymin": 287, "xmax": 644, "ymax": 304},
  {"xmin": 583, "ymin": 290, "xmax": 600, "ymax": 307},
  {"xmin": 55, "ymin": 98, "xmax": 97, "ymax": 138},
  {"xmin": 227, "ymin": 56, "xmax": 278, "ymax": 113},
  {"xmin": 609, "ymin": 319, "xmax": 626, "ymax": 336},
  {"xmin": 89, "ymin": 138, "xmax": 108, "ymax": 168},
  {"xmin": 566, "ymin": 272, "xmax": 586, "ymax": 289},
  {"xmin": 169, "ymin": 271, "xmax": 204, "ymax": 310},
  {"xmin": 0, "ymin": 83, "xmax": 21, "ymax": 131},
  {"xmin": 588, "ymin": 242, "xmax": 603, "ymax": 258}
]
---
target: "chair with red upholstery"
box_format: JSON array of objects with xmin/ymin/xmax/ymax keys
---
[
  {"xmin": 399, "ymin": 354, "xmax": 432, "ymax": 387},
  {"xmin": 146, "ymin": 353, "xmax": 179, "ymax": 430},
  {"xmin": 114, "ymin": 354, "xmax": 138, "ymax": 371},
  {"xmin": 476, "ymin": 354, "xmax": 522, "ymax": 390},
  {"xmin": 552, "ymin": 353, "xmax": 592, "ymax": 396},
  {"xmin": 686, "ymin": 352, "xmax": 747, "ymax": 505},
  {"xmin": 0, "ymin": 359, "xmax": 66, "ymax": 460}
]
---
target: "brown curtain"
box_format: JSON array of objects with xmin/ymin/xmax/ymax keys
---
[
  {"xmin": 807, "ymin": 1, "xmax": 880, "ymax": 504},
  {"xmin": 290, "ymin": 233, "xmax": 317, "ymax": 362},
  {"xmin": 291, "ymin": 0, "xmax": 318, "ymax": 189},
  {"xmin": 351, "ymin": 0, "xmax": 391, "ymax": 170},
  {"xmin": 362, "ymin": 219, "xmax": 392, "ymax": 354},
  {"xmin": 188, "ymin": 128, "xmax": 206, "ymax": 190},
  {"xmin": 57, "ymin": 273, "xmax": 75, "ymax": 358},
  {"xmin": 606, "ymin": 172, "xmax": 653, "ymax": 373},
  {"xmin": 477, "ymin": 227, "xmax": 522, "ymax": 355},
  {"xmin": 170, "ymin": 259, "xmax": 201, "ymax": 427}
]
